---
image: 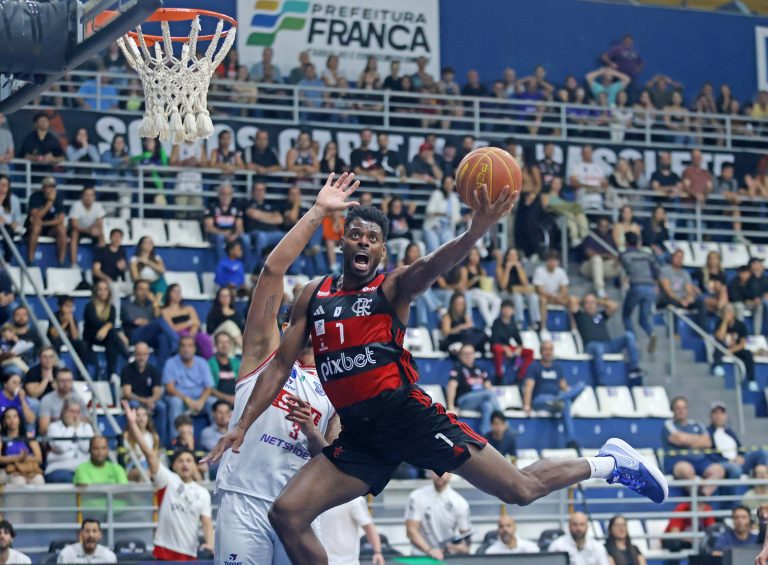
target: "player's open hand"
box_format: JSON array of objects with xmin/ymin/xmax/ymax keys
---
[
  {"xmin": 285, "ymin": 394, "xmax": 317, "ymax": 437},
  {"xmin": 315, "ymin": 172, "xmax": 361, "ymax": 216},
  {"xmin": 201, "ymin": 426, "xmax": 246, "ymax": 464},
  {"xmin": 468, "ymin": 184, "xmax": 518, "ymax": 232}
]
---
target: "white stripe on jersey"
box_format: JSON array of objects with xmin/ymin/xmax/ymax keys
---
[{"xmin": 215, "ymin": 358, "xmax": 335, "ymax": 502}]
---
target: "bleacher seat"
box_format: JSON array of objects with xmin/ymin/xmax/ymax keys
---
[
  {"xmin": 587, "ymin": 521, "xmax": 605, "ymax": 539},
  {"xmin": 632, "ymin": 386, "xmax": 673, "ymax": 418},
  {"xmin": 719, "ymin": 242, "xmax": 750, "ymax": 269},
  {"xmin": 690, "ymin": 241, "xmax": 720, "ymax": 268},
  {"xmin": 644, "ymin": 519, "xmax": 669, "ymax": 551},
  {"xmin": 167, "ymin": 219, "xmax": 208, "ymax": 248},
  {"xmin": 164, "ymin": 271, "xmax": 206, "ymax": 299},
  {"xmin": 596, "ymin": 386, "xmax": 637, "ymax": 417},
  {"xmin": 520, "ymin": 330, "xmax": 541, "ymax": 358},
  {"xmin": 7, "ymin": 266, "xmax": 44, "ymax": 295},
  {"xmin": 664, "ymin": 241, "xmax": 694, "ymax": 267},
  {"xmin": 103, "ymin": 217, "xmax": 132, "ymax": 244},
  {"xmin": 570, "ymin": 386, "xmax": 605, "ymax": 418},
  {"xmin": 130, "ymin": 218, "xmax": 169, "ymax": 246},
  {"xmin": 420, "ymin": 384, "xmax": 446, "ymax": 407},
  {"xmin": 548, "ymin": 331, "xmax": 582, "ymax": 359},
  {"xmin": 515, "ymin": 448, "xmax": 540, "ymax": 469},
  {"xmin": 746, "ymin": 335, "xmax": 768, "ymax": 355},
  {"xmin": 405, "ymin": 327, "xmax": 442, "ymax": 358},
  {"xmin": 495, "ymin": 386, "xmax": 525, "ymax": 416},
  {"xmin": 750, "ymin": 244, "xmax": 768, "ymax": 264},
  {"xmin": 45, "ymin": 267, "xmax": 90, "ymax": 297}
]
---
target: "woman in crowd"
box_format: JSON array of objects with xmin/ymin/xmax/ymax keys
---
[
  {"xmin": 47, "ymin": 295, "xmax": 90, "ymax": 365},
  {"xmin": 122, "ymin": 405, "xmax": 162, "ymax": 482},
  {"xmin": 0, "ymin": 374, "xmax": 34, "ymax": 426},
  {"xmin": 162, "ymin": 284, "xmax": 213, "ymax": 359},
  {"xmin": 612, "ymin": 205, "xmax": 642, "ymax": 252},
  {"xmin": 66, "ymin": 127, "xmax": 100, "ymax": 188},
  {"xmin": 464, "ymin": 247, "xmax": 502, "ymax": 328},
  {"xmin": 693, "ymin": 251, "xmax": 729, "ymax": 315},
  {"xmin": 129, "ymin": 236, "xmax": 168, "ymax": 300},
  {"xmin": 0, "ymin": 175, "xmax": 22, "ymax": 261},
  {"xmin": 663, "ymin": 91, "xmax": 693, "ymax": 145},
  {"xmin": 496, "ymin": 248, "xmax": 541, "ymax": 330},
  {"xmin": 424, "ymin": 175, "xmax": 462, "ymax": 253},
  {"xmin": 609, "ymin": 159, "xmax": 638, "ymax": 192},
  {"xmin": 398, "ymin": 243, "xmax": 442, "ymax": 328},
  {"xmin": 132, "ymin": 137, "xmax": 170, "ymax": 207},
  {"xmin": 83, "ymin": 280, "xmax": 129, "ymax": 377},
  {"xmin": 208, "ymin": 129, "xmax": 243, "ymax": 176},
  {"xmin": 0, "ymin": 407, "xmax": 44, "ymax": 485},
  {"xmin": 439, "ymin": 292, "xmax": 487, "ymax": 353},
  {"xmin": 605, "ymin": 515, "xmax": 647, "ymax": 565},
  {"xmin": 206, "ymin": 287, "xmax": 245, "ymax": 350},
  {"xmin": 630, "ymin": 90, "xmax": 657, "ymax": 142},
  {"xmin": 44, "ymin": 399, "xmax": 94, "ymax": 483},
  {"xmin": 319, "ymin": 140, "xmax": 348, "ymax": 174},
  {"xmin": 610, "ymin": 90, "xmax": 634, "ymax": 143}
]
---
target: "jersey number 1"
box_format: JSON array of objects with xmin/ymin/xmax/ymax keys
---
[{"xmin": 334, "ymin": 322, "xmax": 345, "ymax": 344}]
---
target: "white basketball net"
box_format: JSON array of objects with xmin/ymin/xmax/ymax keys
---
[{"xmin": 116, "ymin": 16, "xmax": 236, "ymax": 143}]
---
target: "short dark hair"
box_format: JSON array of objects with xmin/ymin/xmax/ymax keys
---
[
  {"xmin": 81, "ymin": 518, "xmax": 101, "ymax": 531},
  {"xmin": 670, "ymin": 395, "xmax": 688, "ymax": 410},
  {"xmin": 0, "ymin": 520, "xmax": 15, "ymax": 537},
  {"xmin": 226, "ymin": 240, "xmax": 242, "ymax": 255},
  {"xmin": 737, "ymin": 265, "xmax": 750, "ymax": 273},
  {"xmin": 345, "ymin": 205, "xmax": 389, "ymax": 240},
  {"xmin": 170, "ymin": 447, "xmax": 196, "ymax": 468},
  {"xmin": 33, "ymin": 112, "xmax": 48, "ymax": 123},
  {"xmin": 174, "ymin": 414, "xmax": 193, "ymax": 429},
  {"xmin": 721, "ymin": 162, "xmax": 734, "ymax": 170},
  {"xmin": 57, "ymin": 295, "xmax": 74, "ymax": 307},
  {"xmin": 441, "ymin": 66, "xmax": 455, "ymax": 75},
  {"xmin": 749, "ymin": 257, "xmax": 762, "ymax": 267},
  {"xmin": 501, "ymin": 299, "xmax": 514, "ymax": 310},
  {"xmin": 133, "ymin": 279, "xmax": 150, "ymax": 291},
  {"xmin": 109, "ymin": 228, "xmax": 124, "ymax": 238},
  {"xmin": 544, "ymin": 250, "xmax": 560, "ymax": 262},
  {"xmin": 491, "ymin": 410, "xmax": 506, "ymax": 423},
  {"xmin": 212, "ymin": 400, "xmax": 231, "ymax": 413},
  {"xmin": 625, "ymin": 232, "xmax": 639, "ymax": 247},
  {"xmin": 732, "ymin": 505, "xmax": 752, "ymax": 520}
]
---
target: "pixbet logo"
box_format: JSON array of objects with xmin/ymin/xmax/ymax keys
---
[{"xmin": 319, "ymin": 346, "xmax": 376, "ymax": 380}]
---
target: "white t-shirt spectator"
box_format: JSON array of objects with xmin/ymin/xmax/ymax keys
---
[
  {"xmin": 68, "ymin": 201, "xmax": 106, "ymax": 230},
  {"xmin": 318, "ymin": 497, "xmax": 371, "ymax": 565},
  {"xmin": 548, "ymin": 534, "xmax": 610, "ymax": 565},
  {"xmin": 533, "ymin": 266, "xmax": 570, "ymax": 296},
  {"xmin": 405, "ymin": 485, "xmax": 471, "ymax": 555},
  {"xmin": 153, "ymin": 465, "xmax": 212, "ymax": 558},
  {"xmin": 4, "ymin": 548, "xmax": 32, "ymax": 564},
  {"xmin": 571, "ymin": 162, "xmax": 606, "ymax": 209},
  {"xmin": 57, "ymin": 543, "xmax": 116, "ymax": 564},
  {"xmin": 45, "ymin": 420, "xmax": 94, "ymax": 475},
  {"xmin": 485, "ymin": 538, "xmax": 539, "ymax": 554}
]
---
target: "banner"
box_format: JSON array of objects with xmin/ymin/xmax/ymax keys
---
[
  {"xmin": 236, "ymin": 0, "xmax": 440, "ymax": 84},
  {"xmin": 757, "ymin": 25, "xmax": 768, "ymax": 92}
]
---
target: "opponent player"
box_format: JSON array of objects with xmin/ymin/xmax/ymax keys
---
[
  {"xmin": 205, "ymin": 184, "xmax": 668, "ymax": 565},
  {"xmin": 213, "ymin": 172, "xmax": 359, "ymax": 564}
]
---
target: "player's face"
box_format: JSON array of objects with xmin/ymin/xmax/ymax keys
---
[{"xmin": 342, "ymin": 218, "xmax": 385, "ymax": 280}]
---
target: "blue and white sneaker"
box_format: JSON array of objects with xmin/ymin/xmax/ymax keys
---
[{"xmin": 597, "ymin": 437, "xmax": 669, "ymax": 504}]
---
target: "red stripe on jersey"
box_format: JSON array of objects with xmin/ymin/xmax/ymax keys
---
[
  {"xmin": 409, "ymin": 388, "xmax": 431, "ymax": 407},
  {"xmin": 312, "ymin": 314, "xmax": 392, "ymax": 353},
  {"xmin": 435, "ymin": 403, "xmax": 488, "ymax": 444},
  {"xmin": 321, "ymin": 362, "xmax": 402, "ymax": 408},
  {"xmin": 400, "ymin": 350, "xmax": 418, "ymax": 384}
]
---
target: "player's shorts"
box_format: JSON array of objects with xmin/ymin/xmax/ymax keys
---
[
  {"xmin": 214, "ymin": 490, "xmax": 321, "ymax": 565},
  {"xmin": 322, "ymin": 385, "xmax": 487, "ymax": 496}
]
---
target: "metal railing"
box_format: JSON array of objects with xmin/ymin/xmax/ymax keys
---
[{"xmin": 20, "ymin": 69, "xmax": 768, "ymax": 151}]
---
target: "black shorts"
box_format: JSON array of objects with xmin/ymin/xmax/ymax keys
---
[{"xmin": 322, "ymin": 385, "xmax": 487, "ymax": 495}]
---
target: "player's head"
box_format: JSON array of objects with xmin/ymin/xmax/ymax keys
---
[
  {"xmin": 497, "ymin": 515, "xmax": 517, "ymax": 545},
  {"xmin": 171, "ymin": 448, "xmax": 197, "ymax": 482},
  {"xmin": 0, "ymin": 520, "xmax": 15, "ymax": 551},
  {"xmin": 80, "ymin": 519, "xmax": 103, "ymax": 553},
  {"xmin": 568, "ymin": 512, "xmax": 589, "ymax": 543},
  {"xmin": 341, "ymin": 206, "xmax": 388, "ymax": 281}
]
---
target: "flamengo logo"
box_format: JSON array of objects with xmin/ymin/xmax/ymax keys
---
[
  {"xmin": 319, "ymin": 346, "xmax": 376, "ymax": 380},
  {"xmin": 352, "ymin": 297, "xmax": 372, "ymax": 316}
]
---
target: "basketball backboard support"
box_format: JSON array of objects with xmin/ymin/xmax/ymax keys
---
[{"xmin": 0, "ymin": 0, "xmax": 161, "ymax": 114}]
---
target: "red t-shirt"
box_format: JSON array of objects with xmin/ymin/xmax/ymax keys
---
[{"xmin": 665, "ymin": 502, "xmax": 715, "ymax": 532}]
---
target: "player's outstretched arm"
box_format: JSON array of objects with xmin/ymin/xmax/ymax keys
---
[
  {"xmin": 390, "ymin": 185, "xmax": 517, "ymax": 305},
  {"xmin": 202, "ymin": 282, "xmax": 318, "ymax": 463},
  {"xmin": 241, "ymin": 172, "xmax": 360, "ymax": 377}
]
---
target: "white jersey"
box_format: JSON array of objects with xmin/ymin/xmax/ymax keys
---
[
  {"xmin": 4, "ymin": 548, "xmax": 32, "ymax": 564},
  {"xmin": 485, "ymin": 538, "xmax": 539, "ymax": 554},
  {"xmin": 216, "ymin": 353, "xmax": 335, "ymax": 501},
  {"xmin": 153, "ymin": 465, "xmax": 212, "ymax": 557},
  {"xmin": 404, "ymin": 485, "xmax": 471, "ymax": 555},
  {"xmin": 317, "ymin": 497, "xmax": 371, "ymax": 565},
  {"xmin": 57, "ymin": 543, "xmax": 116, "ymax": 564}
]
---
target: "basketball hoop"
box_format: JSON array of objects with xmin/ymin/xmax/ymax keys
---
[{"xmin": 107, "ymin": 8, "xmax": 237, "ymax": 143}]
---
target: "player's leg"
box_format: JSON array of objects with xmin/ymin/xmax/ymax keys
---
[
  {"xmin": 215, "ymin": 491, "xmax": 274, "ymax": 565},
  {"xmin": 268, "ymin": 454, "xmax": 370, "ymax": 565}
]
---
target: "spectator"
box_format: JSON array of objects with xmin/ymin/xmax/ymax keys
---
[
  {"xmin": 518, "ymin": 65, "xmax": 555, "ymax": 99},
  {"xmin": 381, "ymin": 196, "xmax": 416, "ymax": 251},
  {"xmin": 409, "ymin": 142, "xmax": 444, "ymax": 183},
  {"xmin": 246, "ymin": 130, "xmax": 283, "ymax": 175},
  {"xmin": 464, "ymin": 248, "xmax": 501, "ymax": 328},
  {"xmin": 44, "ymin": 399, "xmax": 94, "ymax": 483},
  {"xmin": 658, "ymin": 249, "xmax": 707, "ymax": 328},
  {"xmin": 0, "ymin": 374, "xmax": 34, "ymax": 426},
  {"xmin": 569, "ymin": 145, "xmax": 608, "ymax": 210},
  {"xmin": 604, "ymin": 515, "xmax": 646, "ymax": 565},
  {"xmin": 601, "ymin": 34, "xmax": 644, "ymax": 91},
  {"xmin": 297, "ymin": 63, "xmax": 325, "ymax": 119},
  {"xmin": 17, "ymin": 113, "xmax": 64, "ymax": 174},
  {"xmin": 214, "ymin": 240, "xmax": 247, "ymax": 295},
  {"xmin": 285, "ymin": 133, "xmax": 319, "ymax": 178},
  {"xmin": 730, "ymin": 264, "xmax": 760, "ymax": 332},
  {"xmin": 129, "ymin": 236, "xmax": 167, "ymax": 300},
  {"xmin": 753, "ymin": 90, "xmax": 768, "ymax": 120},
  {"xmin": 632, "ymin": 157, "xmax": 650, "ymax": 191},
  {"xmin": 161, "ymin": 284, "xmax": 213, "ymax": 359},
  {"xmin": 355, "ymin": 70, "xmax": 384, "ymax": 126},
  {"xmin": 204, "ymin": 183, "xmax": 246, "ymax": 263},
  {"xmin": 585, "ymin": 67, "xmax": 630, "ymax": 105},
  {"xmin": 711, "ymin": 505, "xmax": 758, "ymax": 556},
  {"xmin": 405, "ymin": 472, "xmax": 471, "ymax": 559},
  {"xmin": 446, "ymin": 343, "xmax": 502, "ymax": 436},
  {"xmin": 715, "ymin": 162, "xmax": 748, "ymax": 239},
  {"xmin": 580, "ymin": 217, "xmax": 621, "ymax": 299},
  {"xmin": 382, "ymin": 60, "xmax": 403, "ymax": 91},
  {"xmin": 610, "ymin": 94, "xmax": 634, "ymax": 143},
  {"xmin": 708, "ymin": 402, "xmax": 767, "ymax": 481},
  {"xmin": 490, "ymin": 300, "xmax": 534, "ymax": 382},
  {"xmin": 208, "ymin": 332, "xmax": 239, "ymax": 406},
  {"xmin": 320, "ymin": 54, "xmax": 344, "ymax": 88},
  {"xmin": 411, "ymin": 56, "xmax": 434, "ymax": 90},
  {"xmin": 122, "ymin": 280, "xmax": 177, "ymax": 367},
  {"xmin": 0, "ymin": 115, "xmax": 14, "ymax": 176},
  {"xmin": 612, "ymin": 205, "xmax": 642, "ymax": 252},
  {"xmin": 24, "ymin": 177, "xmax": 67, "ymax": 265},
  {"xmin": 621, "ymin": 232, "xmax": 659, "ymax": 351},
  {"xmin": 538, "ymin": 143, "xmax": 563, "ymax": 191},
  {"xmin": 83, "ymin": 280, "xmax": 129, "ymax": 377},
  {"xmin": 163, "ymin": 335, "xmax": 215, "ymax": 439},
  {"xmin": 249, "ymin": 46, "xmax": 283, "ymax": 82},
  {"xmin": 123, "ymin": 401, "xmax": 213, "ymax": 559},
  {"xmin": 206, "ymin": 287, "xmax": 245, "ymax": 350},
  {"xmin": 0, "ymin": 407, "xmax": 44, "ymax": 486},
  {"xmin": 662, "ymin": 396, "xmax": 725, "ymax": 496},
  {"xmin": 487, "ymin": 411, "xmax": 517, "ymax": 459},
  {"xmin": 200, "ymin": 400, "xmax": 231, "ymax": 453},
  {"xmin": 496, "ymin": 248, "xmax": 541, "ymax": 331},
  {"xmin": 682, "ymin": 149, "xmax": 713, "ymax": 204},
  {"xmin": 92, "ymin": 228, "xmax": 132, "ymax": 319},
  {"xmin": 23, "ymin": 346, "xmax": 58, "ymax": 406},
  {"xmin": 65, "ymin": 127, "xmax": 100, "ymax": 186},
  {"xmin": 100, "ymin": 134, "xmax": 133, "ymax": 189},
  {"xmin": 120, "ymin": 342, "xmax": 167, "ymax": 446},
  {"xmin": 0, "ymin": 519, "xmax": 31, "ymax": 564},
  {"xmin": 73, "ymin": 436, "xmax": 128, "ymax": 485},
  {"xmin": 742, "ymin": 464, "xmax": 768, "ymax": 511},
  {"xmin": 542, "ymin": 177, "xmax": 590, "ymax": 246},
  {"xmin": 245, "ymin": 181, "xmax": 286, "ymax": 269},
  {"xmin": 321, "ymin": 210, "xmax": 345, "ymax": 274},
  {"xmin": 548, "ymin": 512, "xmax": 610, "ymax": 565},
  {"xmin": 121, "ymin": 404, "xmax": 161, "ymax": 481},
  {"xmin": 570, "ymin": 293, "xmax": 642, "ymax": 386},
  {"xmin": 170, "ymin": 140, "xmax": 206, "ymax": 212},
  {"xmin": 485, "ymin": 515, "xmax": 538, "ymax": 555},
  {"xmin": 522, "ymin": 340, "xmax": 585, "ymax": 445},
  {"xmin": 319, "ymin": 141, "xmax": 348, "ymax": 175},
  {"xmin": 663, "ymin": 498, "xmax": 715, "ymax": 552},
  {"xmin": 209, "ymin": 129, "xmax": 243, "ymax": 175},
  {"xmin": 0, "ymin": 175, "xmax": 23, "ymax": 246},
  {"xmin": 58, "ymin": 520, "xmax": 117, "ymax": 564},
  {"xmin": 439, "ymin": 292, "xmax": 487, "ymax": 353},
  {"xmin": 663, "ymin": 91, "xmax": 693, "ymax": 144},
  {"xmin": 398, "ymin": 243, "xmax": 443, "ymax": 327},
  {"xmin": 750, "ymin": 257, "xmax": 768, "ymax": 334},
  {"xmin": 38, "ymin": 368, "xmax": 88, "ymax": 436},
  {"xmin": 9, "ymin": 306, "xmax": 40, "ymax": 367},
  {"xmin": 68, "ymin": 186, "xmax": 105, "ymax": 266},
  {"xmin": 533, "ymin": 250, "xmax": 571, "ymax": 328},
  {"xmin": 77, "ymin": 67, "xmax": 118, "ymax": 110},
  {"xmin": 650, "ymin": 151, "xmax": 684, "ymax": 199},
  {"xmin": 317, "ymin": 497, "xmax": 385, "ymax": 565},
  {"xmin": 641, "ymin": 205, "xmax": 670, "ymax": 259},
  {"xmin": 350, "ymin": 129, "xmax": 383, "ymax": 180},
  {"xmin": 0, "ymin": 324, "xmax": 31, "ymax": 379},
  {"xmin": 423, "ymin": 176, "xmax": 461, "ymax": 253},
  {"xmin": 646, "ymin": 74, "xmax": 683, "ymax": 109},
  {"xmin": 713, "ymin": 304, "xmax": 757, "ymax": 389}
]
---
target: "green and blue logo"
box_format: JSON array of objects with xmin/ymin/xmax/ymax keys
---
[{"xmin": 247, "ymin": 0, "xmax": 310, "ymax": 46}]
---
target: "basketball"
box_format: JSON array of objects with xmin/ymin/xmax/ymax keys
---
[{"xmin": 455, "ymin": 146, "xmax": 523, "ymax": 207}]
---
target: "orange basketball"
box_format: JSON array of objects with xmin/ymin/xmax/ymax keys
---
[{"xmin": 455, "ymin": 146, "xmax": 523, "ymax": 208}]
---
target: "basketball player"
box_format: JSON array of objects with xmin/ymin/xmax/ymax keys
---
[
  {"xmin": 213, "ymin": 172, "xmax": 359, "ymax": 565},
  {"xmin": 205, "ymin": 185, "xmax": 668, "ymax": 565}
]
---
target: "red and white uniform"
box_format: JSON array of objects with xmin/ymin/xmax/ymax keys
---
[{"xmin": 214, "ymin": 355, "xmax": 335, "ymax": 565}]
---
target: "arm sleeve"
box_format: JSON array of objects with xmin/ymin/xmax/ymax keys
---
[
  {"xmin": 152, "ymin": 464, "xmax": 173, "ymax": 489},
  {"xmin": 351, "ymin": 497, "xmax": 372, "ymax": 528},
  {"xmin": 200, "ymin": 489, "xmax": 212, "ymax": 518},
  {"xmin": 457, "ymin": 500, "xmax": 471, "ymax": 532},
  {"xmin": 404, "ymin": 492, "xmax": 424, "ymax": 522}
]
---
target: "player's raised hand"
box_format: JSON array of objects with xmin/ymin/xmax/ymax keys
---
[
  {"xmin": 468, "ymin": 184, "xmax": 518, "ymax": 232},
  {"xmin": 315, "ymin": 172, "xmax": 361, "ymax": 216},
  {"xmin": 284, "ymin": 394, "xmax": 318, "ymax": 437},
  {"xmin": 201, "ymin": 425, "xmax": 246, "ymax": 464}
]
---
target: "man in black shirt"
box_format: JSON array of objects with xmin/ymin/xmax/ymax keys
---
[
  {"xmin": 244, "ymin": 181, "xmax": 285, "ymax": 270},
  {"xmin": 408, "ymin": 143, "xmax": 444, "ymax": 182},
  {"xmin": 749, "ymin": 258, "xmax": 768, "ymax": 336},
  {"xmin": 18, "ymin": 113, "xmax": 64, "ymax": 173},
  {"xmin": 11, "ymin": 306, "xmax": 41, "ymax": 365},
  {"xmin": 461, "ymin": 69, "xmax": 489, "ymax": 98},
  {"xmin": 569, "ymin": 293, "xmax": 641, "ymax": 386},
  {"xmin": 246, "ymin": 130, "xmax": 283, "ymax": 175},
  {"xmin": 538, "ymin": 143, "xmax": 563, "ymax": 191},
  {"xmin": 93, "ymin": 228, "xmax": 130, "ymax": 320},
  {"xmin": 0, "ymin": 269, "xmax": 14, "ymax": 326},
  {"xmin": 650, "ymin": 152, "xmax": 683, "ymax": 200},
  {"xmin": 729, "ymin": 265, "xmax": 761, "ymax": 335},
  {"xmin": 25, "ymin": 177, "xmax": 67, "ymax": 265},
  {"xmin": 377, "ymin": 133, "xmax": 404, "ymax": 178},
  {"xmin": 445, "ymin": 343, "xmax": 502, "ymax": 436},
  {"xmin": 209, "ymin": 332, "xmax": 237, "ymax": 406},
  {"xmin": 350, "ymin": 129, "xmax": 383, "ymax": 181},
  {"xmin": 204, "ymin": 183, "xmax": 246, "ymax": 262},
  {"xmin": 713, "ymin": 304, "xmax": 756, "ymax": 390},
  {"xmin": 120, "ymin": 341, "xmax": 167, "ymax": 445}
]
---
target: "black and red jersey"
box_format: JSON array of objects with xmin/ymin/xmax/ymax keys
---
[{"xmin": 307, "ymin": 273, "xmax": 420, "ymax": 418}]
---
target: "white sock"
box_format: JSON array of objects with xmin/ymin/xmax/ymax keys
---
[{"xmin": 585, "ymin": 456, "xmax": 615, "ymax": 479}]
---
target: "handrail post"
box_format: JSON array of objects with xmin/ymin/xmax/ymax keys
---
[
  {"xmin": 137, "ymin": 167, "xmax": 145, "ymax": 219},
  {"xmin": 107, "ymin": 490, "xmax": 115, "ymax": 549},
  {"xmin": 695, "ymin": 201, "xmax": 703, "ymax": 242},
  {"xmin": 735, "ymin": 362, "xmax": 746, "ymax": 436},
  {"xmin": 667, "ymin": 308, "xmax": 676, "ymax": 380},
  {"xmin": 559, "ymin": 103, "xmax": 567, "ymax": 141},
  {"xmin": 691, "ymin": 483, "xmax": 700, "ymax": 554},
  {"xmin": 473, "ymin": 98, "xmax": 480, "ymax": 138},
  {"xmin": 293, "ymin": 85, "xmax": 300, "ymax": 125},
  {"xmin": 383, "ymin": 90, "xmax": 390, "ymax": 129},
  {"xmin": 560, "ymin": 217, "xmax": 568, "ymax": 271},
  {"xmin": 24, "ymin": 161, "xmax": 32, "ymax": 202},
  {"xmin": 725, "ymin": 115, "xmax": 733, "ymax": 150}
]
